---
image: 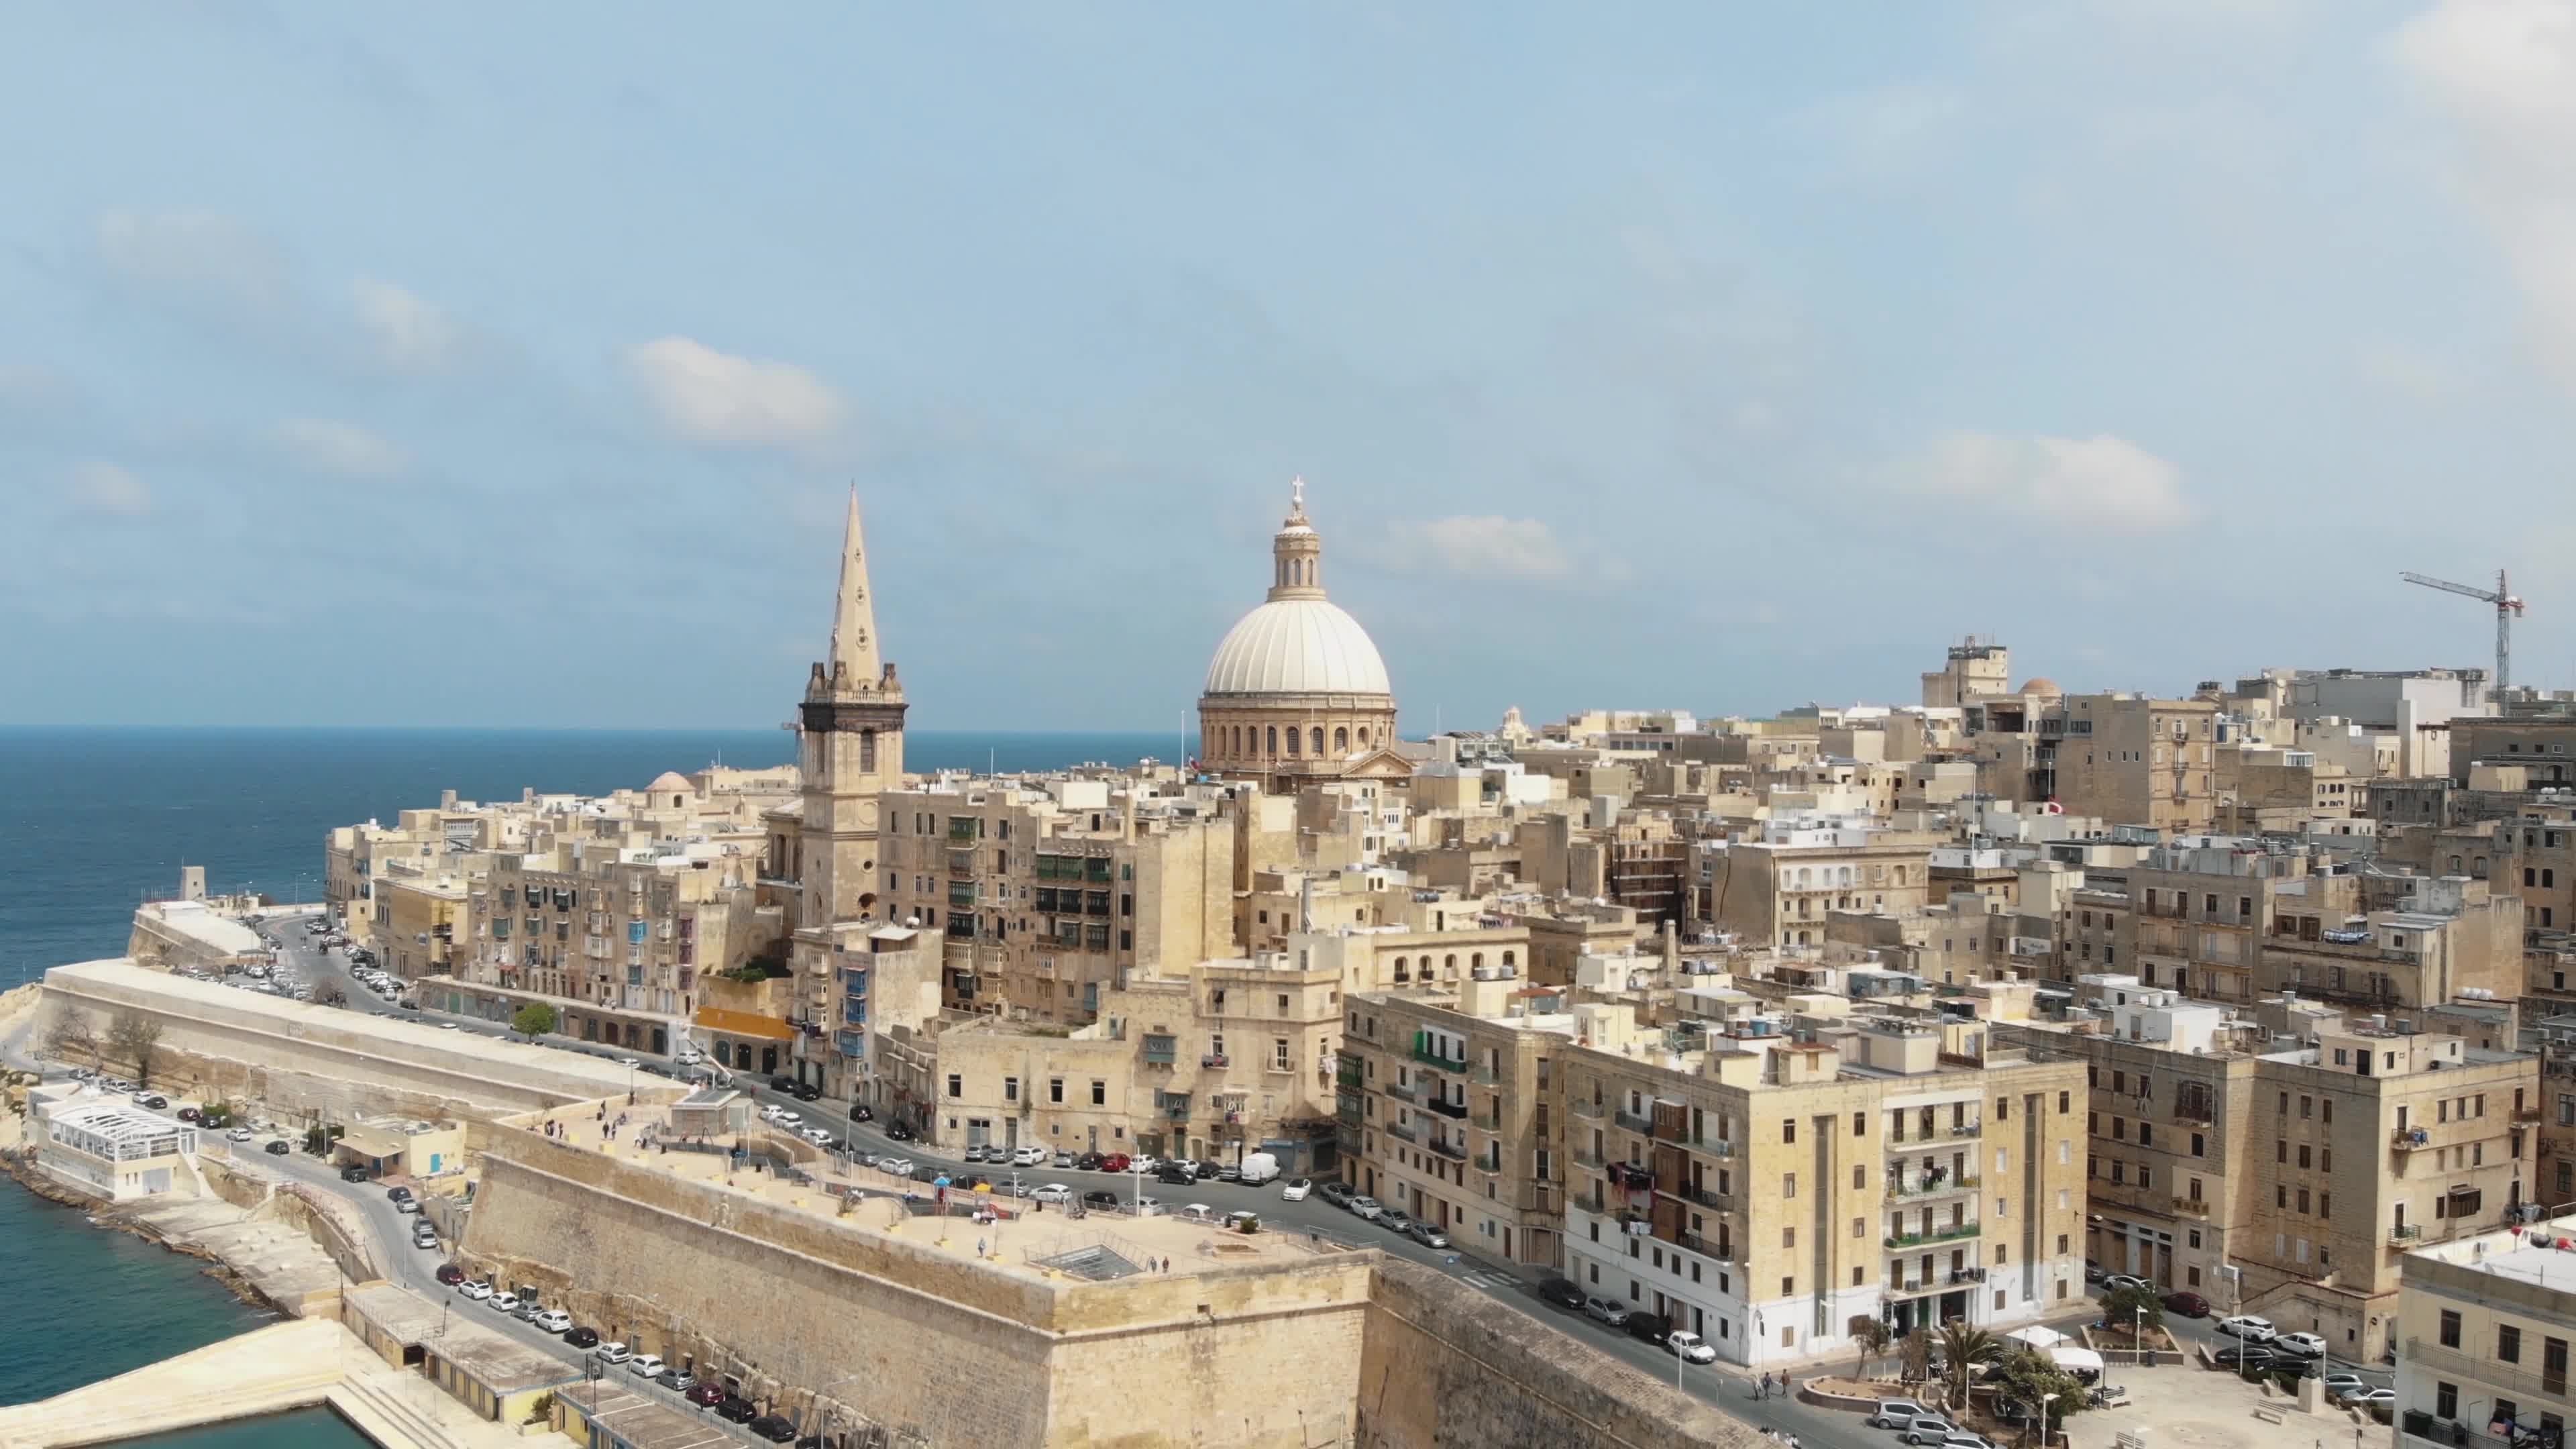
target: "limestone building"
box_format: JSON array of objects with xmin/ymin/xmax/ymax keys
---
[
  {"xmin": 1197, "ymin": 481, "xmax": 1410, "ymax": 790},
  {"xmin": 783, "ymin": 490, "xmax": 910, "ymax": 1091}
]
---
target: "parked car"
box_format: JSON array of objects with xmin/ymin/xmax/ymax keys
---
[
  {"xmin": 1536, "ymin": 1276, "xmax": 1587, "ymax": 1311},
  {"xmin": 2321, "ymin": 1373, "xmax": 2369, "ymax": 1398},
  {"xmin": 1870, "ymin": 1400, "xmax": 1934, "ymax": 1428},
  {"xmin": 1624, "ymin": 1312, "xmax": 1675, "ymax": 1347},
  {"xmin": 2216, "ymin": 1314, "xmax": 2277, "ymax": 1342},
  {"xmin": 2102, "ymin": 1274, "xmax": 2151, "ymax": 1295},
  {"xmin": 395, "ymin": 1198, "xmax": 421, "ymax": 1215},
  {"xmin": 1074, "ymin": 1151, "xmax": 1106, "ymax": 1171},
  {"xmin": 2340, "ymin": 1388, "xmax": 2397, "ymax": 1410},
  {"xmin": 264, "ymin": 1139, "xmax": 291, "ymax": 1155},
  {"xmin": 792, "ymin": 1083, "xmax": 822, "ymax": 1102},
  {"xmin": 2273, "ymin": 1332, "xmax": 2327, "ymax": 1360},
  {"xmin": 340, "ymin": 1165, "xmax": 371, "ymax": 1182},
  {"xmin": 1929, "ymin": 1436, "xmax": 1996, "ymax": 1449},
  {"xmin": 2213, "ymin": 1345, "xmax": 2276, "ymax": 1370},
  {"xmin": 386, "ymin": 1185, "xmax": 414, "ymax": 1201},
  {"xmin": 534, "ymin": 1309, "xmax": 574, "ymax": 1334},
  {"xmin": 1129, "ymin": 1155, "xmax": 1162, "ymax": 1176},
  {"xmin": 962, "ymin": 1144, "xmax": 991, "ymax": 1164},
  {"xmin": 178, "ymin": 1107, "xmax": 201, "ymax": 1124},
  {"xmin": 1281, "ymin": 1177, "xmax": 1313, "ymax": 1202},
  {"xmin": 413, "ymin": 1229, "xmax": 439, "ymax": 1250},
  {"xmin": 433, "ymin": 1264, "xmax": 465, "ymax": 1286},
  {"xmin": 1132, "ymin": 1197, "xmax": 1167, "ymax": 1217},
  {"xmin": 458, "ymin": 1281, "xmax": 492, "ymax": 1301},
  {"xmin": 877, "ymin": 1157, "xmax": 914, "ymax": 1178},
  {"xmin": 594, "ymin": 1342, "xmax": 631, "ymax": 1364},
  {"xmin": 1666, "ymin": 1330, "xmax": 1718, "ymax": 1363},
  {"xmin": 884, "ymin": 1121, "xmax": 917, "ymax": 1142},
  {"xmin": 1581, "ymin": 1295, "xmax": 1631, "ymax": 1328},
  {"xmin": 847, "ymin": 1102, "xmax": 874, "ymax": 1122},
  {"xmin": 716, "ymin": 1395, "xmax": 759, "ymax": 1424},
  {"xmin": 627, "ymin": 1354, "xmax": 665, "ymax": 1379},
  {"xmin": 1081, "ymin": 1191, "xmax": 1122, "ymax": 1212},
  {"xmin": 1405, "ymin": 1220, "xmax": 1451, "ymax": 1249},
  {"xmin": 488, "ymin": 1293, "xmax": 521, "ymax": 1313},
  {"xmin": 1898, "ymin": 1417, "xmax": 1961, "ymax": 1446},
  {"xmin": 1031, "ymin": 1184, "xmax": 1075, "ymax": 1205},
  {"xmin": 1156, "ymin": 1164, "xmax": 1196, "ymax": 1187},
  {"xmin": 1347, "ymin": 1195, "xmax": 1384, "ymax": 1221},
  {"xmin": 747, "ymin": 1415, "xmax": 798, "ymax": 1442},
  {"xmin": 1097, "ymin": 1152, "xmax": 1130, "ymax": 1174},
  {"xmin": 513, "ymin": 1300, "xmax": 545, "ymax": 1323},
  {"xmin": 2162, "ymin": 1290, "xmax": 2212, "ymax": 1318},
  {"xmin": 686, "ymin": 1383, "xmax": 724, "ymax": 1407},
  {"xmin": 564, "ymin": 1327, "xmax": 600, "ymax": 1350},
  {"xmin": 1318, "ymin": 1181, "xmax": 1356, "ymax": 1208},
  {"xmin": 1013, "ymin": 1146, "xmax": 1047, "ymax": 1167}
]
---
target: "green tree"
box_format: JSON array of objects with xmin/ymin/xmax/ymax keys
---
[
  {"xmin": 2100, "ymin": 1283, "xmax": 2164, "ymax": 1340},
  {"xmin": 1935, "ymin": 1321, "xmax": 2002, "ymax": 1409},
  {"xmin": 512, "ymin": 1002, "xmax": 560, "ymax": 1039},
  {"xmin": 1988, "ymin": 1349, "xmax": 2092, "ymax": 1444},
  {"xmin": 1851, "ymin": 1316, "xmax": 1894, "ymax": 1379}
]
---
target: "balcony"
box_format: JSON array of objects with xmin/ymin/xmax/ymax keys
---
[
  {"xmin": 1430, "ymin": 1138, "xmax": 1466, "ymax": 1162},
  {"xmin": 1677, "ymin": 1184, "xmax": 1733, "ymax": 1212},
  {"xmin": 1572, "ymin": 1147, "xmax": 1604, "ymax": 1170},
  {"xmin": 2516, "ymin": 1104, "xmax": 2546, "ymax": 1124},
  {"xmin": 1613, "ymin": 1108, "xmax": 1654, "ymax": 1135},
  {"xmin": 2390, "ymin": 1224, "xmax": 2422, "ymax": 1244},
  {"xmin": 1429, "ymin": 1098, "xmax": 1468, "ymax": 1120},
  {"xmin": 1386, "ymin": 1081, "xmax": 1419, "ymax": 1104},
  {"xmin": 1201, "ymin": 1054, "xmax": 1229, "ymax": 1070},
  {"xmin": 1387, "ymin": 1121, "xmax": 1418, "ymax": 1144},
  {"xmin": 1676, "ymin": 1230, "xmax": 1724, "ymax": 1258},
  {"xmin": 1888, "ymin": 1175, "xmax": 1980, "ymax": 1201},
  {"xmin": 1696, "ymin": 1137, "xmax": 1736, "ymax": 1159},
  {"xmin": 1947, "ymin": 1120, "xmax": 1984, "ymax": 1139},
  {"xmin": 1885, "ymin": 1223, "xmax": 1982, "ymax": 1249},
  {"xmin": 1470, "ymin": 1063, "xmax": 1499, "ymax": 1085},
  {"xmin": 2392, "ymin": 1128, "xmax": 2428, "ymax": 1152},
  {"xmin": 1336, "ymin": 1061, "xmax": 1364, "ymax": 1089},
  {"xmin": 1571, "ymin": 1099, "xmax": 1605, "ymax": 1120},
  {"xmin": 1411, "ymin": 1043, "xmax": 1468, "ymax": 1071},
  {"xmin": 1517, "ymin": 1183, "xmax": 1563, "ymax": 1214},
  {"xmin": 2171, "ymin": 1197, "xmax": 2212, "ymax": 1220}
]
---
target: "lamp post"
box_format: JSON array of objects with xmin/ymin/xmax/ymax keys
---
[
  {"xmin": 2135, "ymin": 1303, "xmax": 2147, "ymax": 1367},
  {"xmin": 2039, "ymin": 1392, "xmax": 2058, "ymax": 1449}
]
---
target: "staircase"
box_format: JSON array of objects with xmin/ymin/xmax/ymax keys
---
[{"xmin": 330, "ymin": 1373, "xmax": 473, "ymax": 1449}]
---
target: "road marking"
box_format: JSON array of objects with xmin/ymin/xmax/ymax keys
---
[{"xmin": 1460, "ymin": 1269, "xmax": 1519, "ymax": 1289}]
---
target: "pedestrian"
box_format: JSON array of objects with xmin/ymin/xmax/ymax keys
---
[
  {"xmin": 977, "ymin": 1236, "xmax": 986, "ymax": 1258},
  {"xmin": 1759, "ymin": 1371, "xmax": 1772, "ymax": 1399}
]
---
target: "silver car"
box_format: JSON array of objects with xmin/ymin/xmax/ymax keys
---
[{"xmin": 1348, "ymin": 1195, "xmax": 1384, "ymax": 1221}]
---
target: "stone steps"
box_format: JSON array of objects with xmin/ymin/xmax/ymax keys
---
[{"xmin": 331, "ymin": 1373, "xmax": 471, "ymax": 1449}]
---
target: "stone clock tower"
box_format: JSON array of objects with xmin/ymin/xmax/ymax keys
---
[{"xmin": 787, "ymin": 489, "xmax": 905, "ymax": 1089}]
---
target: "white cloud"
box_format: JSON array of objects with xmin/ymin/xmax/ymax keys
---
[
  {"xmin": 1789, "ymin": 85, "xmax": 1966, "ymax": 183},
  {"xmin": 2391, "ymin": 0, "xmax": 2576, "ymax": 390},
  {"xmin": 93, "ymin": 209, "xmax": 286, "ymax": 311},
  {"xmin": 1889, "ymin": 431, "xmax": 2199, "ymax": 533},
  {"xmin": 1389, "ymin": 515, "xmax": 1574, "ymax": 581},
  {"xmin": 64, "ymin": 461, "xmax": 150, "ymax": 518},
  {"xmin": 274, "ymin": 418, "xmax": 405, "ymax": 478},
  {"xmin": 352, "ymin": 278, "xmax": 463, "ymax": 372},
  {"xmin": 2353, "ymin": 340, "xmax": 2461, "ymax": 402},
  {"xmin": 625, "ymin": 336, "xmax": 847, "ymax": 446}
]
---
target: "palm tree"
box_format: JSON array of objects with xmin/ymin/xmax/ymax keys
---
[
  {"xmin": 1935, "ymin": 1321, "xmax": 2002, "ymax": 1409},
  {"xmin": 1854, "ymin": 1318, "xmax": 1894, "ymax": 1379}
]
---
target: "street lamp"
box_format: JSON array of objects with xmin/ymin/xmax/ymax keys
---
[{"xmin": 2039, "ymin": 1392, "xmax": 2058, "ymax": 1448}]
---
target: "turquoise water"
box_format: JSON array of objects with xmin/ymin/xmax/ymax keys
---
[{"xmin": 0, "ymin": 727, "xmax": 1178, "ymax": 1446}]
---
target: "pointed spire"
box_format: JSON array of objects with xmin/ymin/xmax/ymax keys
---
[{"xmin": 829, "ymin": 486, "xmax": 881, "ymax": 685}]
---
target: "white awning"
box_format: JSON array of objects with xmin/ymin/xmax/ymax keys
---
[
  {"xmin": 2008, "ymin": 1325, "xmax": 2070, "ymax": 1349},
  {"xmin": 2049, "ymin": 1346, "xmax": 2106, "ymax": 1373}
]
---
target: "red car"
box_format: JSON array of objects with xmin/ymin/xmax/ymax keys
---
[
  {"xmin": 1099, "ymin": 1153, "xmax": 1132, "ymax": 1173},
  {"xmin": 2161, "ymin": 1290, "xmax": 2212, "ymax": 1318},
  {"xmin": 434, "ymin": 1264, "xmax": 465, "ymax": 1286},
  {"xmin": 686, "ymin": 1383, "xmax": 724, "ymax": 1407}
]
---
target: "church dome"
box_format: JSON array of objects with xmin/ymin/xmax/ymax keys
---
[
  {"xmin": 1203, "ymin": 598, "xmax": 1392, "ymax": 696},
  {"xmin": 647, "ymin": 770, "xmax": 694, "ymax": 794},
  {"xmin": 2019, "ymin": 678, "xmax": 2063, "ymax": 696}
]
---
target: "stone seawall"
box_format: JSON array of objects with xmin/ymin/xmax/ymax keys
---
[
  {"xmin": 1356, "ymin": 1258, "xmax": 1758, "ymax": 1449},
  {"xmin": 462, "ymin": 1121, "xmax": 1376, "ymax": 1448},
  {"xmin": 36, "ymin": 959, "xmax": 632, "ymax": 1120}
]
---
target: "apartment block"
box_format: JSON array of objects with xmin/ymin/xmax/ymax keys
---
[
  {"xmin": 2005, "ymin": 977, "xmax": 2541, "ymax": 1361},
  {"xmin": 1340, "ymin": 978, "xmax": 2087, "ymax": 1367},
  {"xmin": 2394, "ymin": 1212, "xmax": 2576, "ymax": 1449},
  {"xmin": 1697, "ymin": 814, "xmax": 1940, "ymax": 951}
]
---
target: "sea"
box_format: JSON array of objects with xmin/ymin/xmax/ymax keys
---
[{"xmin": 0, "ymin": 727, "xmax": 1181, "ymax": 1446}]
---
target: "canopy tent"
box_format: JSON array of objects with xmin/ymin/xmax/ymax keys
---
[
  {"xmin": 2048, "ymin": 1346, "xmax": 2106, "ymax": 1374},
  {"xmin": 2006, "ymin": 1326, "xmax": 2070, "ymax": 1350}
]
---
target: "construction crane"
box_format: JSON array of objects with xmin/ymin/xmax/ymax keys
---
[{"xmin": 2400, "ymin": 568, "xmax": 2524, "ymax": 696}]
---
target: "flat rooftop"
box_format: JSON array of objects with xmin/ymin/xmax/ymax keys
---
[
  {"xmin": 511, "ymin": 1099, "xmax": 1332, "ymax": 1283},
  {"xmin": 566, "ymin": 1386, "xmax": 737, "ymax": 1449},
  {"xmin": 345, "ymin": 1283, "xmax": 582, "ymax": 1391}
]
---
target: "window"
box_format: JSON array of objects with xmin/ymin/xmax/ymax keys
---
[
  {"xmin": 946, "ymin": 1073, "xmax": 963, "ymax": 1098},
  {"xmin": 1782, "ymin": 1118, "xmax": 1796, "ymax": 1144},
  {"xmin": 2502, "ymin": 1325, "xmax": 2524, "ymax": 1363},
  {"xmin": 1782, "ymin": 1173, "xmax": 1796, "ymax": 1199},
  {"xmin": 2440, "ymin": 1309, "xmax": 2462, "ymax": 1348},
  {"xmin": 1091, "ymin": 1080, "xmax": 1107, "ymax": 1106},
  {"xmin": 1049, "ymin": 1077, "xmax": 1064, "ymax": 1104},
  {"xmin": 1783, "ymin": 1227, "xmax": 1796, "ymax": 1248},
  {"xmin": 1853, "ymin": 1217, "xmax": 1866, "ymax": 1238},
  {"xmin": 1853, "ymin": 1112, "xmax": 1867, "ymax": 1136},
  {"xmin": 2438, "ymin": 1382, "xmax": 2458, "ymax": 1420},
  {"xmin": 1004, "ymin": 1076, "xmax": 1020, "ymax": 1102}
]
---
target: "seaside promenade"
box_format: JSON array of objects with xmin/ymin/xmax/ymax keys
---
[{"xmin": 0, "ymin": 1316, "xmax": 533, "ymax": 1449}]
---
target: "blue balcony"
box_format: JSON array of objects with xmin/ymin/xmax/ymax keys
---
[{"xmin": 835, "ymin": 1030, "xmax": 865, "ymax": 1059}]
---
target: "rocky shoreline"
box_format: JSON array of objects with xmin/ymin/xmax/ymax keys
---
[{"xmin": 0, "ymin": 1146, "xmax": 281, "ymax": 1312}]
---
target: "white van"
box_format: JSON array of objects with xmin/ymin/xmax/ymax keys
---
[{"xmin": 1237, "ymin": 1151, "xmax": 1281, "ymax": 1185}]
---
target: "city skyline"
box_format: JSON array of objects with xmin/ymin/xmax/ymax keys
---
[{"xmin": 7, "ymin": 1, "xmax": 2575, "ymax": 731}]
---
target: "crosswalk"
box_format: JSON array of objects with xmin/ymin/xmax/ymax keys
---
[{"xmin": 1458, "ymin": 1268, "xmax": 1521, "ymax": 1290}]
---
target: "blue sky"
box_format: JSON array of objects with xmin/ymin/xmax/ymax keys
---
[{"xmin": 7, "ymin": 1, "xmax": 2576, "ymax": 731}]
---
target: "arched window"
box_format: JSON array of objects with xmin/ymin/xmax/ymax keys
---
[
  {"xmin": 1393, "ymin": 960, "xmax": 1409, "ymax": 983},
  {"xmin": 1267, "ymin": 725, "xmax": 1279, "ymax": 755},
  {"xmin": 1502, "ymin": 951, "xmax": 1515, "ymax": 967},
  {"xmin": 1444, "ymin": 953, "xmax": 1458, "ymax": 975},
  {"xmin": 2449, "ymin": 855, "xmax": 2464, "ymax": 873},
  {"xmin": 1287, "ymin": 728, "xmax": 1301, "ymax": 756},
  {"xmin": 1795, "ymin": 867, "xmax": 1811, "ymax": 888},
  {"xmin": 1471, "ymin": 953, "xmax": 1485, "ymax": 970},
  {"xmin": 1310, "ymin": 727, "xmax": 1325, "ymax": 755},
  {"xmin": 2474, "ymin": 856, "xmax": 2489, "ymax": 879},
  {"xmin": 1894, "ymin": 865, "xmax": 1907, "ymax": 885},
  {"xmin": 1358, "ymin": 727, "xmax": 1370, "ymax": 746},
  {"xmin": 1335, "ymin": 727, "xmax": 1348, "ymax": 753}
]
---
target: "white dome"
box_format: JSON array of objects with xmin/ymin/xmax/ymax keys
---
[{"xmin": 1203, "ymin": 598, "xmax": 1392, "ymax": 697}]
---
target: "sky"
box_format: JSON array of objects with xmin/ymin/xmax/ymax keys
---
[{"xmin": 7, "ymin": 1, "xmax": 2576, "ymax": 733}]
